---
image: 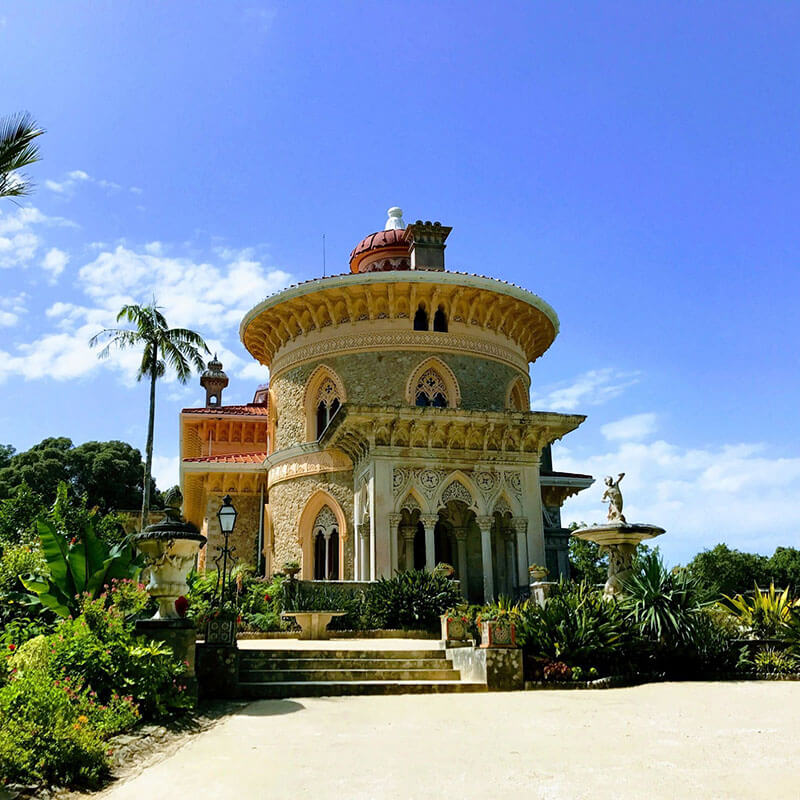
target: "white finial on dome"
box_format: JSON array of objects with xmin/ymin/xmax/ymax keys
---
[{"xmin": 385, "ymin": 207, "xmax": 405, "ymax": 231}]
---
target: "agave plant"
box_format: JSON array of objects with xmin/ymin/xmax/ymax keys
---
[
  {"xmin": 621, "ymin": 551, "xmax": 707, "ymax": 645},
  {"xmin": 720, "ymin": 582, "xmax": 797, "ymax": 639}
]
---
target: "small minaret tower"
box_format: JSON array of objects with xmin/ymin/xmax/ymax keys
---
[{"xmin": 200, "ymin": 355, "xmax": 229, "ymax": 408}]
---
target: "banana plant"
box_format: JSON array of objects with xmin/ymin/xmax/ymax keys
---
[{"xmin": 20, "ymin": 511, "xmax": 141, "ymax": 618}]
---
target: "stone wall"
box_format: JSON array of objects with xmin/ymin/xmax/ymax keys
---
[
  {"xmin": 268, "ymin": 471, "xmax": 355, "ymax": 578},
  {"xmin": 202, "ymin": 492, "xmax": 263, "ymax": 573},
  {"xmin": 271, "ymin": 351, "xmax": 523, "ymax": 450}
]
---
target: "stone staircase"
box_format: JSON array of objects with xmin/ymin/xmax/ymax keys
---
[{"xmin": 237, "ymin": 647, "xmax": 487, "ymax": 698}]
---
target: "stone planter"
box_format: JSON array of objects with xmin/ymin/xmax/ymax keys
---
[
  {"xmin": 206, "ymin": 615, "xmax": 238, "ymax": 646},
  {"xmin": 440, "ymin": 614, "xmax": 470, "ymax": 643},
  {"xmin": 132, "ymin": 520, "xmax": 206, "ymax": 620},
  {"xmin": 529, "ymin": 566, "xmax": 549, "ymax": 582},
  {"xmin": 480, "ymin": 619, "xmax": 516, "ymax": 649},
  {"xmin": 283, "ymin": 566, "xmax": 301, "ymax": 578}
]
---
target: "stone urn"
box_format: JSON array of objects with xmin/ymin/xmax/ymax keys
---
[
  {"xmin": 132, "ymin": 518, "xmax": 206, "ymax": 619},
  {"xmin": 529, "ymin": 565, "xmax": 549, "ymax": 582}
]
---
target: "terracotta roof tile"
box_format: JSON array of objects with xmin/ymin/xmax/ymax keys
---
[
  {"xmin": 181, "ymin": 404, "xmax": 269, "ymax": 416},
  {"xmin": 183, "ymin": 452, "xmax": 268, "ymax": 464}
]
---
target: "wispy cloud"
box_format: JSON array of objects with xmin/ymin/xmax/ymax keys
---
[
  {"xmin": 45, "ymin": 169, "xmax": 130, "ymax": 196},
  {"xmin": 601, "ymin": 412, "xmax": 658, "ymax": 441},
  {"xmin": 532, "ymin": 368, "xmax": 640, "ymax": 411}
]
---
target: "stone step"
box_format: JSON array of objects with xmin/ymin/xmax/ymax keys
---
[
  {"xmin": 240, "ymin": 667, "xmax": 462, "ymax": 682},
  {"xmin": 237, "ymin": 680, "xmax": 488, "ymax": 699},
  {"xmin": 239, "ymin": 657, "xmax": 451, "ymax": 671},
  {"xmin": 239, "ymin": 649, "xmax": 447, "ymax": 662}
]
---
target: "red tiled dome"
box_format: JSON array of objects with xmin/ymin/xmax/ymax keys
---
[{"xmin": 349, "ymin": 228, "xmax": 411, "ymax": 273}]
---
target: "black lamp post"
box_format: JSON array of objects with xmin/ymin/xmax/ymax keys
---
[{"xmin": 213, "ymin": 494, "xmax": 238, "ymax": 608}]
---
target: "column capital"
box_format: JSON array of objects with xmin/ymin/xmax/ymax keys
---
[
  {"xmin": 419, "ymin": 514, "xmax": 439, "ymax": 530},
  {"xmin": 388, "ymin": 513, "xmax": 402, "ymax": 526},
  {"xmin": 511, "ymin": 517, "xmax": 528, "ymax": 533},
  {"xmin": 452, "ymin": 526, "xmax": 468, "ymax": 542},
  {"xmin": 399, "ymin": 524, "xmax": 417, "ymax": 541},
  {"xmin": 476, "ymin": 515, "xmax": 494, "ymax": 532}
]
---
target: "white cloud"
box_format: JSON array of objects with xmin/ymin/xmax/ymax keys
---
[
  {"xmin": 41, "ymin": 247, "xmax": 69, "ymax": 279},
  {"xmin": 0, "ymin": 242, "xmax": 292, "ymax": 385},
  {"xmin": 556, "ymin": 437, "xmax": 800, "ymax": 560},
  {"xmin": 532, "ymin": 368, "xmax": 640, "ymax": 411},
  {"xmin": 0, "ymin": 293, "xmax": 27, "ymax": 327},
  {"xmin": 601, "ymin": 412, "xmax": 658, "ymax": 441},
  {"xmin": 45, "ymin": 170, "xmax": 125, "ymax": 196},
  {"xmin": 0, "ymin": 206, "xmax": 75, "ymax": 269}
]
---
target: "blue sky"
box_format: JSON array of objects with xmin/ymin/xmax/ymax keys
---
[{"xmin": 1, "ymin": 2, "xmax": 798, "ymax": 563}]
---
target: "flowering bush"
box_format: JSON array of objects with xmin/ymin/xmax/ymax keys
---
[
  {"xmin": 542, "ymin": 660, "xmax": 572, "ymax": 681},
  {"xmin": 0, "ymin": 668, "xmax": 138, "ymax": 787}
]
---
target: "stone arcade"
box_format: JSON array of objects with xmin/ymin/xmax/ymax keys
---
[{"xmin": 179, "ymin": 209, "xmax": 593, "ymax": 602}]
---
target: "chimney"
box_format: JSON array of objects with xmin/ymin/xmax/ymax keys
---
[
  {"xmin": 404, "ymin": 220, "xmax": 452, "ymax": 271},
  {"xmin": 200, "ymin": 355, "xmax": 229, "ymax": 408}
]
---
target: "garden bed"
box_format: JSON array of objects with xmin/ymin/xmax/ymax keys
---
[{"xmin": 524, "ymin": 675, "xmax": 634, "ymax": 690}]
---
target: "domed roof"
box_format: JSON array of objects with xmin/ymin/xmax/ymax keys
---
[{"xmin": 349, "ymin": 228, "xmax": 411, "ymax": 273}]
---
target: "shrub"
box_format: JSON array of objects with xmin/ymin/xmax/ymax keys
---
[
  {"xmin": 108, "ymin": 578, "xmax": 154, "ymax": 622},
  {"xmin": 542, "ymin": 661, "xmax": 572, "ymax": 681},
  {"xmin": 0, "ymin": 541, "xmax": 47, "ymax": 626},
  {"xmin": 361, "ymin": 570, "xmax": 464, "ymax": 632},
  {"xmin": 516, "ymin": 581, "xmax": 635, "ymax": 675},
  {"xmin": 0, "ymin": 669, "xmax": 138, "ymax": 787},
  {"xmin": 719, "ymin": 582, "xmax": 797, "ymax": 639},
  {"xmin": 753, "ymin": 647, "xmax": 797, "ymax": 676}
]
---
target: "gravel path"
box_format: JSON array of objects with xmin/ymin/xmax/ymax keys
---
[{"xmin": 93, "ymin": 682, "xmax": 799, "ymax": 800}]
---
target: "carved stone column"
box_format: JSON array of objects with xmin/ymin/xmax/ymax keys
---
[
  {"xmin": 387, "ymin": 513, "xmax": 402, "ymax": 575},
  {"xmin": 453, "ymin": 526, "xmax": 469, "ymax": 599},
  {"xmin": 420, "ymin": 514, "xmax": 438, "ymax": 571},
  {"xmin": 400, "ymin": 524, "xmax": 417, "ymax": 571},
  {"xmin": 512, "ymin": 517, "xmax": 529, "ymax": 588},
  {"xmin": 476, "ymin": 515, "xmax": 495, "ymax": 603},
  {"xmin": 323, "ymin": 530, "xmax": 331, "ymax": 581},
  {"xmin": 359, "ymin": 515, "xmax": 370, "ymax": 581},
  {"xmin": 504, "ymin": 529, "xmax": 517, "ymax": 596}
]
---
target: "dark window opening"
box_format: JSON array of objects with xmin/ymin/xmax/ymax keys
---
[
  {"xmin": 433, "ymin": 307, "xmax": 448, "ymax": 332},
  {"xmin": 432, "ymin": 392, "xmax": 447, "ymax": 407},
  {"xmin": 316, "ymin": 402, "xmax": 328, "ymax": 438},
  {"xmin": 413, "ymin": 306, "xmax": 428, "ymax": 331},
  {"xmin": 416, "ymin": 392, "xmax": 430, "ymax": 407},
  {"xmin": 413, "ymin": 521, "xmax": 426, "ymax": 569}
]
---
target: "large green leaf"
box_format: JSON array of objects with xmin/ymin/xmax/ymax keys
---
[
  {"xmin": 19, "ymin": 574, "xmax": 72, "ymax": 618},
  {"xmin": 67, "ymin": 538, "xmax": 89, "ymax": 595},
  {"xmin": 35, "ymin": 517, "xmax": 74, "ymax": 598}
]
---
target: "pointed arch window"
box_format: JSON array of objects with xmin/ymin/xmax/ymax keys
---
[
  {"xmin": 415, "ymin": 368, "xmax": 449, "ymax": 407},
  {"xmin": 433, "ymin": 306, "xmax": 448, "ymax": 332},
  {"xmin": 507, "ymin": 378, "xmax": 529, "ymax": 412},
  {"xmin": 413, "ymin": 304, "xmax": 429, "ymax": 331},
  {"xmin": 315, "ymin": 378, "xmax": 341, "ymax": 438},
  {"xmin": 312, "ymin": 505, "xmax": 339, "ymax": 580}
]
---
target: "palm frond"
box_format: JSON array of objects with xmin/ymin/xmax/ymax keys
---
[{"xmin": 0, "ymin": 112, "xmax": 45, "ymax": 198}]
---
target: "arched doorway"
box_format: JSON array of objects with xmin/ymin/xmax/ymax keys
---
[{"xmin": 311, "ymin": 505, "xmax": 340, "ymax": 580}]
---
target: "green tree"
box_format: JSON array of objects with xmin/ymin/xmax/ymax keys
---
[
  {"xmin": 90, "ymin": 301, "xmax": 209, "ymax": 527},
  {"xmin": 0, "ymin": 445, "xmax": 14, "ymax": 470},
  {"xmin": 568, "ymin": 524, "xmax": 608, "ymax": 585},
  {"xmin": 685, "ymin": 543, "xmax": 769, "ymax": 597},
  {"xmin": 0, "ymin": 438, "xmax": 153, "ymax": 513},
  {"xmin": 766, "ymin": 547, "xmax": 800, "ymax": 593},
  {"xmin": 0, "ymin": 112, "xmax": 44, "ymax": 199}
]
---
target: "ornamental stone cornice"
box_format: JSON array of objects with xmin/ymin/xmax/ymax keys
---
[
  {"xmin": 540, "ymin": 473, "xmax": 595, "ymax": 507},
  {"xmin": 318, "ymin": 403, "xmax": 585, "ymax": 469},
  {"xmin": 265, "ymin": 443, "xmax": 353, "ymax": 489},
  {"xmin": 240, "ymin": 271, "xmax": 559, "ymax": 370}
]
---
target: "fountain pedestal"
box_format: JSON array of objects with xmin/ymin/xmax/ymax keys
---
[{"xmin": 571, "ymin": 523, "xmax": 665, "ymax": 595}]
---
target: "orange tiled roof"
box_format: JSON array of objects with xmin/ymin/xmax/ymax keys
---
[
  {"xmin": 183, "ymin": 452, "xmax": 268, "ymax": 464},
  {"xmin": 181, "ymin": 404, "xmax": 268, "ymax": 416}
]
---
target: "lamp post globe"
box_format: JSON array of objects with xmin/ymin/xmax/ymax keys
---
[{"xmin": 217, "ymin": 493, "xmax": 237, "ymax": 534}]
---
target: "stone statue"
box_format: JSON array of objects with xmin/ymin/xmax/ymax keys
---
[
  {"xmin": 602, "ymin": 473, "xmax": 626, "ymax": 523},
  {"xmin": 163, "ymin": 485, "xmax": 183, "ymax": 522}
]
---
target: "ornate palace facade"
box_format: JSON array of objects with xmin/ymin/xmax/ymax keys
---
[{"xmin": 180, "ymin": 210, "xmax": 592, "ymax": 602}]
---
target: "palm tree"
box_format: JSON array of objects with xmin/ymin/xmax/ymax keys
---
[
  {"xmin": 90, "ymin": 301, "xmax": 209, "ymax": 528},
  {"xmin": 0, "ymin": 112, "xmax": 44, "ymax": 199}
]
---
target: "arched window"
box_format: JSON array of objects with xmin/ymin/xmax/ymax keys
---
[
  {"xmin": 312, "ymin": 505, "xmax": 339, "ymax": 580},
  {"xmin": 414, "ymin": 368, "xmax": 449, "ymax": 408},
  {"xmin": 413, "ymin": 304, "xmax": 429, "ymax": 331},
  {"xmin": 315, "ymin": 378, "xmax": 341, "ymax": 438},
  {"xmin": 433, "ymin": 306, "xmax": 448, "ymax": 333},
  {"xmin": 507, "ymin": 378, "xmax": 529, "ymax": 412}
]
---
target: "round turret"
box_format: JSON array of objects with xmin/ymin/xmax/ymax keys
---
[{"xmin": 199, "ymin": 354, "xmax": 229, "ymax": 407}]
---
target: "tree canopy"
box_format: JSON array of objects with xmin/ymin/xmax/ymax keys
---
[{"xmin": 0, "ymin": 438, "xmax": 159, "ymax": 512}]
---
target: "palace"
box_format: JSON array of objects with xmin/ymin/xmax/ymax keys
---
[{"xmin": 179, "ymin": 209, "xmax": 592, "ymax": 602}]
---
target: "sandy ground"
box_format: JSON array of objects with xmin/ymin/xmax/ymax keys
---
[{"xmin": 94, "ymin": 682, "xmax": 800, "ymax": 800}]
